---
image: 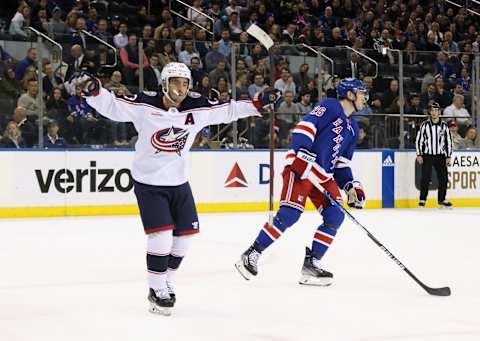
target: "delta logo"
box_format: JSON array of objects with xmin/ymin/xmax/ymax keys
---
[{"xmin": 224, "ymin": 162, "xmax": 248, "ymax": 188}]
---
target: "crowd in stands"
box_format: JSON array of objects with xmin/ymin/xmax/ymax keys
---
[{"xmin": 0, "ymin": 0, "xmax": 478, "ymax": 149}]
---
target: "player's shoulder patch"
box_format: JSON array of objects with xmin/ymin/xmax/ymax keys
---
[
  {"xmin": 188, "ymin": 91, "xmax": 202, "ymax": 98},
  {"xmin": 142, "ymin": 90, "xmax": 158, "ymax": 97}
]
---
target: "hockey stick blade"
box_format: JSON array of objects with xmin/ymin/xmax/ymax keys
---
[
  {"xmin": 247, "ymin": 24, "xmax": 274, "ymax": 50},
  {"xmin": 307, "ymin": 173, "xmax": 451, "ymax": 297},
  {"xmin": 424, "ymin": 286, "xmax": 451, "ymax": 297}
]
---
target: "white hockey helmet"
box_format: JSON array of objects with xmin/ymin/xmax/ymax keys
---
[{"xmin": 160, "ymin": 62, "xmax": 192, "ymax": 101}]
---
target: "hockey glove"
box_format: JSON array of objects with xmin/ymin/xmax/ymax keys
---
[
  {"xmin": 253, "ymin": 88, "xmax": 282, "ymax": 113},
  {"xmin": 69, "ymin": 71, "xmax": 101, "ymax": 97},
  {"xmin": 290, "ymin": 148, "xmax": 317, "ymax": 180},
  {"xmin": 344, "ymin": 180, "xmax": 366, "ymax": 209}
]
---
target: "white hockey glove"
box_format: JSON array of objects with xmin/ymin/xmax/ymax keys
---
[
  {"xmin": 291, "ymin": 148, "xmax": 317, "ymax": 180},
  {"xmin": 69, "ymin": 71, "xmax": 101, "ymax": 97},
  {"xmin": 344, "ymin": 180, "xmax": 366, "ymax": 209}
]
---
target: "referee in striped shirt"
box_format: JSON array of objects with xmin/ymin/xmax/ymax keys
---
[{"xmin": 415, "ymin": 102, "xmax": 453, "ymax": 208}]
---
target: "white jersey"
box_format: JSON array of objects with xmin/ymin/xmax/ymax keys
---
[{"xmin": 86, "ymin": 88, "xmax": 258, "ymax": 186}]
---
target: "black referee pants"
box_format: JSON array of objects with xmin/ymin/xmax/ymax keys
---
[{"xmin": 419, "ymin": 154, "xmax": 448, "ymax": 202}]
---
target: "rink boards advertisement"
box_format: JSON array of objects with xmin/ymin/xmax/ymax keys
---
[{"xmin": 0, "ymin": 149, "xmax": 478, "ymax": 218}]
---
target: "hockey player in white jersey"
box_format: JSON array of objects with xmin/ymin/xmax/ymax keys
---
[{"xmin": 70, "ymin": 62, "xmax": 277, "ymax": 315}]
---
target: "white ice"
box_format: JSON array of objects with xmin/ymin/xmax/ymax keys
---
[{"xmin": 1, "ymin": 208, "xmax": 480, "ymax": 341}]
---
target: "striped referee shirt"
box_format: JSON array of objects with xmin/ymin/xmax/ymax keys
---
[{"xmin": 415, "ymin": 119, "xmax": 453, "ymax": 157}]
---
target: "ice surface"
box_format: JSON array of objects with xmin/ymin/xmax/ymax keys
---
[{"xmin": 1, "ymin": 208, "xmax": 480, "ymax": 341}]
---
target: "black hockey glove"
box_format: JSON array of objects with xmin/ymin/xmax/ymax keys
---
[{"xmin": 253, "ymin": 88, "xmax": 282, "ymax": 113}]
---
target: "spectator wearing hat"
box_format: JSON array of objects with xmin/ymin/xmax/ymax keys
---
[
  {"xmin": 447, "ymin": 120, "xmax": 464, "ymax": 149},
  {"xmin": 46, "ymin": 6, "xmax": 68, "ymax": 40},
  {"xmin": 43, "ymin": 121, "xmax": 66, "ymax": 148}
]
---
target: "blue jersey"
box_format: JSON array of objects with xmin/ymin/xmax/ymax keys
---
[{"xmin": 285, "ymin": 98, "xmax": 358, "ymax": 189}]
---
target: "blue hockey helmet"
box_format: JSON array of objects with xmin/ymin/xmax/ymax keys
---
[{"xmin": 337, "ymin": 78, "xmax": 368, "ymax": 99}]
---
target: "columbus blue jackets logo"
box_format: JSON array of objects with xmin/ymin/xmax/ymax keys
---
[{"xmin": 151, "ymin": 127, "xmax": 189, "ymax": 155}]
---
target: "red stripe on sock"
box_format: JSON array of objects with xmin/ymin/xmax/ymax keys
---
[
  {"xmin": 264, "ymin": 223, "xmax": 281, "ymax": 239},
  {"xmin": 315, "ymin": 232, "xmax": 333, "ymax": 244}
]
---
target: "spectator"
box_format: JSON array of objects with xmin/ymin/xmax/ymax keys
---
[
  {"xmin": 277, "ymin": 90, "xmax": 300, "ymax": 138},
  {"xmin": 229, "ymin": 12, "xmax": 243, "ymax": 36},
  {"xmin": 274, "ymin": 69, "xmax": 296, "ymax": 97},
  {"xmin": 9, "ymin": 4, "xmax": 31, "ymax": 38},
  {"xmin": 95, "ymin": 18, "xmax": 112, "ymax": 44},
  {"xmin": 195, "ymin": 75, "xmax": 212, "ymax": 98},
  {"xmin": 21, "ymin": 65, "xmax": 37, "ymax": 91},
  {"xmin": 43, "ymin": 62, "xmax": 63, "ymax": 98},
  {"xmin": 406, "ymin": 93, "xmax": 423, "ymax": 115},
  {"xmin": 434, "ymin": 77, "xmax": 451, "ymax": 109},
  {"xmin": 119, "ymin": 34, "xmax": 150, "ymax": 85},
  {"xmin": 235, "ymin": 72, "xmax": 250, "ymax": 100},
  {"xmin": 194, "ymin": 29, "xmax": 210, "ymax": 58},
  {"xmin": 363, "ymin": 76, "xmax": 382, "ymax": 111},
  {"xmin": 248, "ymin": 74, "xmax": 267, "ymax": 99},
  {"xmin": 420, "ymin": 83, "xmax": 437, "ymax": 109},
  {"xmin": 15, "ymin": 48, "xmax": 37, "ymax": 81},
  {"xmin": 104, "ymin": 71, "xmax": 132, "ymax": 96},
  {"xmin": 215, "ymin": 77, "xmax": 231, "ymax": 95},
  {"xmin": 281, "ymin": 24, "xmax": 297, "ymax": 45},
  {"xmin": 421, "ymin": 64, "xmax": 436, "ymax": 93},
  {"xmin": 297, "ymin": 91, "xmax": 312, "ymax": 114},
  {"xmin": 114, "ymin": 23, "xmax": 129, "ymax": 49},
  {"xmin": 326, "ymin": 27, "xmax": 348, "ymax": 46},
  {"xmin": 158, "ymin": 42, "xmax": 177, "ymax": 69},
  {"xmin": 356, "ymin": 127, "xmax": 370, "ymax": 149},
  {"xmin": 457, "ymin": 68, "xmax": 471, "ymax": 93},
  {"xmin": 71, "ymin": 17, "xmax": 88, "ymax": 49},
  {"xmin": 17, "ymin": 80, "xmax": 45, "ymax": 118},
  {"xmin": 32, "ymin": 8, "xmax": 48, "ymax": 33},
  {"xmin": 46, "ymin": 6, "xmax": 68, "ymax": 39},
  {"xmin": 219, "ymin": 29, "xmax": 232, "ymax": 59},
  {"xmin": 461, "ymin": 127, "xmax": 480, "ymax": 149},
  {"xmin": 293, "ymin": 63, "xmax": 311, "ymax": 93},
  {"xmin": 0, "ymin": 67, "xmax": 23, "ymax": 102},
  {"xmin": 345, "ymin": 53, "xmax": 370, "ymax": 79},
  {"xmin": 178, "ymin": 41, "xmax": 201, "ymax": 67},
  {"xmin": 382, "ymin": 79, "xmax": 399, "ymax": 112},
  {"xmin": 447, "ymin": 120, "xmax": 464, "ymax": 149},
  {"xmin": 0, "ymin": 121, "xmax": 23, "ymax": 148},
  {"xmin": 142, "ymin": 24, "xmax": 153, "ymax": 43},
  {"xmin": 318, "ymin": 6, "xmax": 339, "ymax": 30},
  {"xmin": 46, "ymin": 88, "xmax": 71, "ymax": 137},
  {"xmin": 175, "ymin": 27, "xmax": 194, "ymax": 56},
  {"xmin": 443, "ymin": 95, "xmax": 471, "ymax": 133},
  {"xmin": 43, "ymin": 121, "xmax": 67, "ymax": 149},
  {"xmin": 434, "ymin": 52, "xmax": 455, "ymax": 82},
  {"xmin": 65, "ymin": 45, "xmax": 97, "ymax": 84},
  {"xmin": 188, "ymin": 0, "xmax": 209, "ymax": 27},
  {"xmin": 144, "ymin": 54, "xmax": 162, "ymax": 91},
  {"xmin": 209, "ymin": 60, "xmax": 230, "ymax": 89},
  {"xmin": 205, "ymin": 40, "xmax": 229, "ymax": 72},
  {"xmin": 11, "ymin": 107, "xmax": 36, "ymax": 147},
  {"xmin": 443, "ymin": 31, "xmax": 459, "ymax": 54},
  {"xmin": 225, "ymin": 0, "xmax": 243, "ymax": 16},
  {"xmin": 67, "ymin": 86, "xmax": 98, "ymax": 145}
]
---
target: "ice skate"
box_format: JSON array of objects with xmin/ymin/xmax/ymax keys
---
[
  {"xmin": 166, "ymin": 282, "xmax": 176, "ymax": 304},
  {"xmin": 438, "ymin": 201, "xmax": 453, "ymax": 209},
  {"xmin": 148, "ymin": 288, "xmax": 175, "ymax": 316},
  {"xmin": 235, "ymin": 245, "xmax": 261, "ymax": 280},
  {"xmin": 299, "ymin": 247, "xmax": 333, "ymax": 286},
  {"xmin": 418, "ymin": 200, "xmax": 425, "ymax": 208}
]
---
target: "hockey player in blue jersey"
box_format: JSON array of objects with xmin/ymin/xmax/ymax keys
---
[{"xmin": 236, "ymin": 78, "xmax": 368, "ymax": 286}]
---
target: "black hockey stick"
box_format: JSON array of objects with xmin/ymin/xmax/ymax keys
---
[{"xmin": 308, "ymin": 173, "xmax": 451, "ymax": 297}]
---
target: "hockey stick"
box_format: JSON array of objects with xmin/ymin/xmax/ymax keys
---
[
  {"xmin": 307, "ymin": 173, "xmax": 451, "ymax": 297},
  {"xmin": 247, "ymin": 24, "xmax": 276, "ymax": 225}
]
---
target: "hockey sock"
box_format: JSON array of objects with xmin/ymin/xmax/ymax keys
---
[
  {"xmin": 254, "ymin": 215, "xmax": 290, "ymax": 252},
  {"xmin": 311, "ymin": 224, "xmax": 337, "ymax": 260},
  {"xmin": 167, "ymin": 236, "xmax": 193, "ymax": 285},
  {"xmin": 146, "ymin": 231, "xmax": 173, "ymax": 292}
]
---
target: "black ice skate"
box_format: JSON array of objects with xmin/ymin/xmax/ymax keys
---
[
  {"xmin": 235, "ymin": 245, "xmax": 261, "ymax": 280},
  {"xmin": 166, "ymin": 282, "xmax": 176, "ymax": 304},
  {"xmin": 418, "ymin": 200, "xmax": 426, "ymax": 208},
  {"xmin": 438, "ymin": 201, "xmax": 453, "ymax": 209},
  {"xmin": 299, "ymin": 247, "xmax": 333, "ymax": 286},
  {"xmin": 148, "ymin": 288, "xmax": 175, "ymax": 316}
]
